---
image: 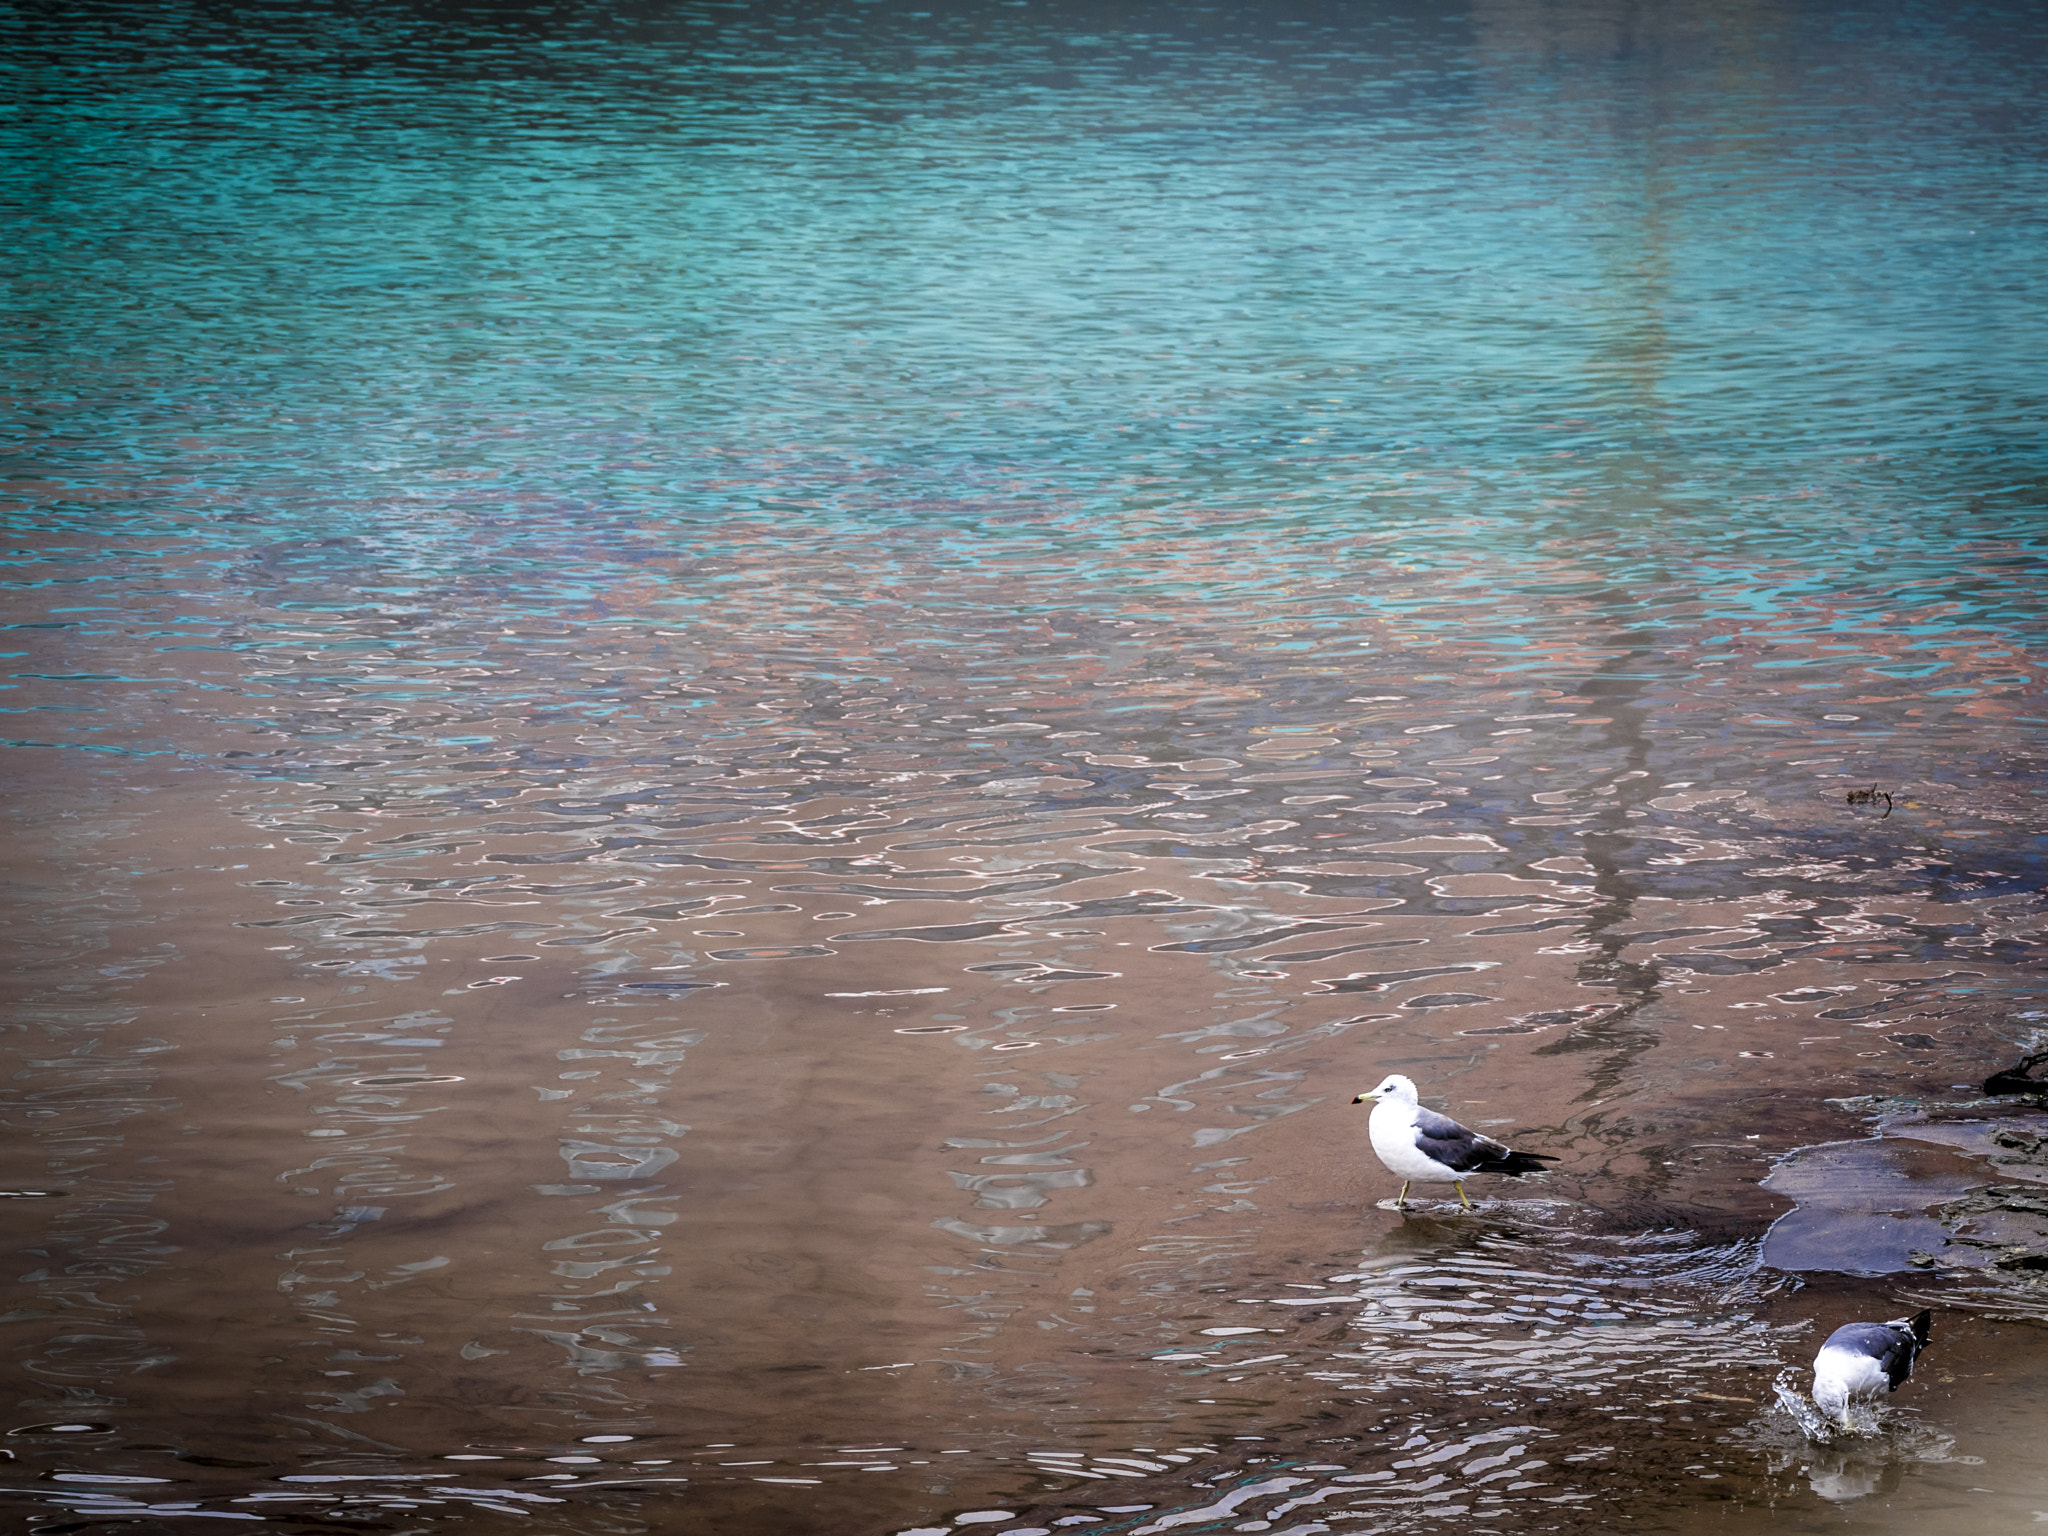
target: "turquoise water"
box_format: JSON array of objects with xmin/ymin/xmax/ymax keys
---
[
  {"xmin": 4, "ymin": 3, "xmax": 2047, "ymax": 1533},
  {"xmin": 8, "ymin": 3, "xmax": 2047, "ymax": 852}
]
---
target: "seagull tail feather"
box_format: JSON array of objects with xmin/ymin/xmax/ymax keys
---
[
  {"xmin": 1472, "ymin": 1149, "xmax": 1559, "ymax": 1176},
  {"xmin": 1899, "ymin": 1308, "xmax": 1932, "ymax": 1351}
]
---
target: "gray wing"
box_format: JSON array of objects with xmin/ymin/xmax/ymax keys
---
[
  {"xmin": 1411, "ymin": 1105, "xmax": 1507, "ymax": 1173},
  {"xmin": 1821, "ymin": 1322, "xmax": 1921, "ymax": 1391}
]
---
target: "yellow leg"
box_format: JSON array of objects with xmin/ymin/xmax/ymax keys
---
[
  {"xmin": 1394, "ymin": 1181, "xmax": 1410, "ymax": 1208},
  {"xmin": 1456, "ymin": 1181, "xmax": 1472, "ymax": 1210}
]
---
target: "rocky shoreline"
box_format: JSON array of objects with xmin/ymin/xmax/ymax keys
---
[{"xmin": 1926, "ymin": 1121, "xmax": 2048, "ymax": 1279}]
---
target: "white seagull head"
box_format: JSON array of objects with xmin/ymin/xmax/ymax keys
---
[{"xmin": 1353, "ymin": 1074, "xmax": 1419, "ymax": 1106}]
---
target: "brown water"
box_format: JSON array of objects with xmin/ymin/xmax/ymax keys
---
[
  {"xmin": 5, "ymin": 582, "xmax": 2047, "ymax": 1533},
  {"xmin": 6, "ymin": 0, "xmax": 2048, "ymax": 1532}
]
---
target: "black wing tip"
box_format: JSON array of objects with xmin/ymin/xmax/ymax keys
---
[
  {"xmin": 1478, "ymin": 1150, "xmax": 1560, "ymax": 1175},
  {"xmin": 1861, "ymin": 1310, "xmax": 1933, "ymax": 1390}
]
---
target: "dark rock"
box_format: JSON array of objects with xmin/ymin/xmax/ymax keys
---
[{"xmin": 1983, "ymin": 1051, "xmax": 2048, "ymax": 1096}]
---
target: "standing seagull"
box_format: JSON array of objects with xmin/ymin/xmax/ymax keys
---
[
  {"xmin": 1352, "ymin": 1074, "xmax": 1557, "ymax": 1209},
  {"xmin": 1811, "ymin": 1310, "xmax": 1932, "ymax": 1428}
]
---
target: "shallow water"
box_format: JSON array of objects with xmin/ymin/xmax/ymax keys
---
[{"xmin": 4, "ymin": 0, "xmax": 2048, "ymax": 1532}]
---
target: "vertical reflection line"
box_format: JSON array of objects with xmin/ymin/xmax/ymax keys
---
[
  {"xmin": 1535, "ymin": 646, "xmax": 1668, "ymax": 1098},
  {"xmin": 1522, "ymin": 0, "xmax": 1735, "ymax": 1097}
]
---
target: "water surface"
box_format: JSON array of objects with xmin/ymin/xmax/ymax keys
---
[{"xmin": 4, "ymin": 1, "xmax": 2048, "ymax": 1532}]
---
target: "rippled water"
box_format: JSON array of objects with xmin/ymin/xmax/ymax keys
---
[{"xmin": 5, "ymin": 1, "xmax": 2048, "ymax": 1532}]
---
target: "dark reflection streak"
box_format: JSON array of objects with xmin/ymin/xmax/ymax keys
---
[
  {"xmin": 1529, "ymin": 632, "xmax": 1675, "ymax": 1093},
  {"xmin": 1530, "ymin": 88, "xmax": 1685, "ymax": 1104},
  {"xmin": 1257, "ymin": 937, "xmax": 1427, "ymax": 964}
]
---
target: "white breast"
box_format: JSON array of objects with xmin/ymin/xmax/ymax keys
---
[
  {"xmin": 1812, "ymin": 1344, "xmax": 1889, "ymax": 1414},
  {"xmin": 1369, "ymin": 1100, "xmax": 1454, "ymax": 1180}
]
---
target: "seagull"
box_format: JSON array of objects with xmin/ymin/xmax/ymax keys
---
[
  {"xmin": 1352, "ymin": 1074, "xmax": 1557, "ymax": 1209},
  {"xmin": 1811, "ymin": 1309, "xmax": 1932, "ymax": 1428}
]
